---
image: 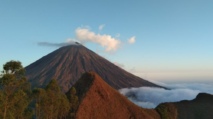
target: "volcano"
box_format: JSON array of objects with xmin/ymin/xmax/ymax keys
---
[{"xmin": 25, "ymin": 44, "xmax": 162, "ymax": 92}]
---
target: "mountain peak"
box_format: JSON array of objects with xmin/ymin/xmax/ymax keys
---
[
  {"xmin": 60, "ymin": 43, "xmax": 84, "ymax": 49},
  {"xmin": 25, "ymin": 45, "xmax": 162, "ymax": 93},
  {"xmin": 66, "ymin": 71, "xmax": 107, "ymax": 102}
]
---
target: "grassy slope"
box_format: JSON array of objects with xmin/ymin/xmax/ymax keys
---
[{"xmin": 67, "ymin": 72, "xmax": 161, "ymax": 119}]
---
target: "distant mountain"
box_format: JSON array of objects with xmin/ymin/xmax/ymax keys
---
[
  {"xmin": 156, "ymin": 93, "xmax": 213, "ymax": 119},
  {"xmin": 25, "ymin": 44, "xmax": 162, "ymax": 92},
  {"xmin": 66, "ymin": 72, "xmax": 161, "ymax": 119}
]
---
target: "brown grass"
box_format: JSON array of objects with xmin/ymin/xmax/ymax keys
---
[{"xmin": 68, "ymin": 72, "xmax": 161, "ymax": 119}]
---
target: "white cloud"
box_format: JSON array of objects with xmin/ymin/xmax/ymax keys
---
[
  {"xmin": 38, "ymin": 25, "xmax": 131, "ymax": 53},
  {"xmin": 119, "ymin": 82, "xmax": 213, "ymax": 109},
  {"xmin": 114, "ymin": 62, "xmax": 125, "ymax": 68},
  {"xmin": 128, "ymin": 36, "xmax": 136, "ymax": 44},
  {"xmin": 75, "ymin": 27, "xmax": 121, "ymax": 52},
  {"xmin": 99, "ymin": 24, "xmax": 105, "ymax": 30},
  {"xmin": 116, "ymin": 33, "xmax": 120, "ymax": 37}
]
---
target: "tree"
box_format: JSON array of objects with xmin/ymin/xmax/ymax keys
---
[
  {"xmin": 155, "ymin": 103, "xmax": 177, "ymax": 119},
  {"xmin": 1, "ymin": 60, "xmax": 25, "ymax": 75},
  {"xmin": 41, "ymin": 79, "xmax": 61, "ymax": 119},
  {"xmin": 22, "ymin": 107, "xmax": 34, "ymax": 119},
  {"xmin": 32, "ymin": 88, "xmax": 45, "ymax": 119},
  {"xmin": 69, "ymin": 87, "xmax": 79, "ymax": 119},
  {"xmin": 58, "ymin": 94, "xmax": 70, "ymax": 119},
  {"xmin": 0, "ymin": 60, "xmax": 33, "ymax": 119},
  {"xmin": 0, "ymin": 90, "xmax": 6, "ymax": 118},
  {"xmin": 12, "ymin": 89, "xmax": 33, "ymax": 119}
]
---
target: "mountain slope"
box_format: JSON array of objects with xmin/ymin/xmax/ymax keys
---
[
  {"xmin": 174, "ymin": 93, "xmax": 213, "ymax": 119},
  {"xmin": 25, "ymin": 44, "xmax": 162, "ymax": 92},
  {"xmin": 66, "ymin": 71, "xmax": 161, "ymax": 119},
  {"xmin": 156, "ymin": 93, "xmax": 213, "ymax": 119}
]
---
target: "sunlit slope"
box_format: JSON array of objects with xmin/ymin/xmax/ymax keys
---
[{"xmin": 66, "ymin": 72, "xmax": 161, "ymax": 119}]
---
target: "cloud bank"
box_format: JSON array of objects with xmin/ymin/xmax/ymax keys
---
[
  {"xmin": 75, "ymin": 27, "xmax": 121, "ymax": 52},
  {"xmin": 119, "ymin": 82, "xmax": 213, "ymax": 109},
  {"xmin": 38, "ymin": 27, "xmax": 121, "ymax": 52},
  {"xmin": 38, "ymin": 25, "xmax": 136, "ymax": 53}
]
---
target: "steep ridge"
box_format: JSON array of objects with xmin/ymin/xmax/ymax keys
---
[
  {"xmin": 67, "ymin": 72, "xmax": 161, "ymax": 119},
  {"xmin": 25, "ymin": 44, "xmax": 162, "ymax": 92}
]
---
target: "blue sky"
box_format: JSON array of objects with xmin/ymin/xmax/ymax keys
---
[{"xmin": 0, "ymin": 0, "xmax": 212, "ymax": 82}]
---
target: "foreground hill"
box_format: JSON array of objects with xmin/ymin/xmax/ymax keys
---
[
  {"xmin": 25, "ymin": 44, "xmax": 162, "ymax": 92},
  {"xmin": 174, "ymin": 93, "xmax": 213, "ymax": 119},
  {"xmin": 66, "ymin": 72, "xmax": 161, "ymax": 119},
  {"xmin": 156, "ymin": 93, "xmax": 213, "ymax": 119}
]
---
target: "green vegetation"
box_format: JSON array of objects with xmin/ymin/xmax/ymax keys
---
[
  {"xmin": 58, "ymin": 94, "xmax": 70, "ymax": 119},
  {"xmin": 0, "ymin": 60, "xmax": 32, "ymax": 119},
  {"xmin": 0, "ymin": 60, "xmax": 79, "ymax": 119},
  {"xmin": 69, "ymin": 87, "xmax": 79, "ymax": 119},
  {"xmin": 32, "ymin": 88, "xmax": 45, "ymax": 119},
  {"xmin": 155, "ymin": 103, "xmax": 177, "ymax": 119}
]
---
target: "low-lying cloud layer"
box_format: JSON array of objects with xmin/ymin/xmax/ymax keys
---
[{"xmin": 119, "ymin": 82, "xmax": 213, "ymax": 109}]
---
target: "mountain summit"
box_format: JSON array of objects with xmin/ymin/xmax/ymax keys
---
[{"xmin": 25, "ymin": 45, "xmax": 161, "ymax": 92}]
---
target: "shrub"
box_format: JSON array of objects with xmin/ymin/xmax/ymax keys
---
[{"xmin": 155, "ymin": 103, "xmax": 177, "ymax": 119}]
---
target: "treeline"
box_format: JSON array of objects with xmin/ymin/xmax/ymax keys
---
[{"xmin": 0, "ymin": 60, "xmax": 79, "ymax": 119}]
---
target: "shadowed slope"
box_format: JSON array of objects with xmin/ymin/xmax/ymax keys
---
[
  {"xmin": 25, "ymin": 44, "xmax": 162, "ymax": 92},
  {"xmin": 67, "ymin": 72, "xmax": 161, "ymax": 119},
  {"xmin": 174, "ymin": 93, "xmax": 213, "ymax": 119},
  {"xmin": 155, "ymin": 93, "xmax": 213, "ymax": 119}
]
